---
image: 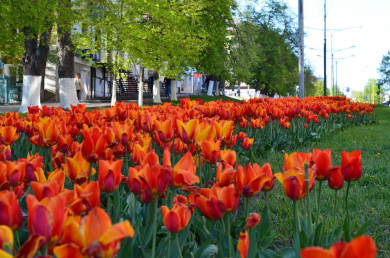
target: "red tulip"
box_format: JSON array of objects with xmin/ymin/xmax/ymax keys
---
[
  {"xmin": 242, "ymin": 137, "xmax": 254, "ymax": 150},
  {"xmin": 245, "ymin": 213, "xmax": 260, "ymax": 229},
  {"xmin": 0, "ymin": 191, "xmax": 23, "ymax": 231},
  {"xmin": 237, "ymin": 230, "xmax": 249, "ymax": 258},
  {"xmin": 312, "ymin": 149, "xmax": 332, "ymax": 181},
  {"xmin": 172, "ymin": 151, "xmax": 199, "ymax": 188},
  {"xmin": 328, "ymin": 166, "xmax": 344, "ymax": 190},
  {"xmin": 341, "ymin": 151, "xmax": 362, "ymax": 181},
  {"xmin": 161, "ymin": 203, "xmax": 192, "ymax": 233},
  {"xmin": 275, "ymin": 170, "xmax": 316, "ymax": 201},
  {"xmin": 301, "ymin": 235, "xmax": 376, "ymax": 258},
  {"xmin": 27, "ymin": 194, "xmax": 66, "ymax": 246},
  {"xmin": 98, "ymin": 159, "xmax": 123, "ymax": 193}
]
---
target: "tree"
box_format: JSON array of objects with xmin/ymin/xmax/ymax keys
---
[
  {"xmin": 0, "ymin": 0, "xmax": 57, "ymax": 112},
  {"xmin": 378, "ymin": 50, "xmax": 390, "ymax": 91},
  {"xmin": 304, "ymin": 65, "xmax": 318, "ymax": 96},
  {"xmin": 229, "ymin": 16, "xmax": 261, "ymax": 89},
  {"xmin": 245, "ymin": 0, "xmax": 299, "ymax": 97}
]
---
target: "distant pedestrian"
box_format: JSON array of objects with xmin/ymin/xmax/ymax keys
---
[
  {"xmin": 164, "ymin": 77, "xmax": 171, "ymax": 98},
  {"xmin": 74, "ymin": 73, "xmax": 83, "ymax": 99}
]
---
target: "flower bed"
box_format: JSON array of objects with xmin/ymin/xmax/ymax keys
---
[{"xmin": 0, "ymin": 96, "xmax": 377, "ymax": 257}]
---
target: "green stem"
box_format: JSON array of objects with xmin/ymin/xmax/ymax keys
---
[
  {"xmin": 345, "ymin": 181, "xmax": 351, "ymax": 241},
  {"xmin": 293, "ymin": 200, "xmax": 298, "ymax": 234},
  {"xmin": 304, "ymin": 164, "xmax": 312, "ymax": 236},
  {"xmin": 167, "ymin": 232, "xmax": 172, "ymax": 258},
  {"xmin": 175, "ymin": 233, "xmax": 183, "ymax": 258},
  {"xmin": 107, "ymin": 193, "xmax": 111, "ymax": 216},
  {"xmin": 244, "ymin": 198, "xmax": 249, "ymax": 219},
  {"xmin": 316, "ymin": 181, "xmax": 323, "ymax": 225},
  {"xmin": 333, "ymin": 190, "xmax": 338, "ymax": 226},
  {"xmin": 199, "ymin": 156, "xmax": 202, "ymax": 186},
  {"xmin": 151, "ymin": 196, "xmax": 159, "ymax": 258},
  {"xmin": 14, "ymin": 230, "xmax": 20, "ymax": 250},
  {"xmin": 226, "ymin": 214, "xmax": 233, "ymax": 258}
]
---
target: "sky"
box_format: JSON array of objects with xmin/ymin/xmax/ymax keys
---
[{"xmin": 241, "ymin": 0, "xmax": 390, "ymax": 94}]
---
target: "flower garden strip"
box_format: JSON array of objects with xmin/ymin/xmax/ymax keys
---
[{"xmin": 0, "ymin": 96, "xmax": 377, "ymax": 257}]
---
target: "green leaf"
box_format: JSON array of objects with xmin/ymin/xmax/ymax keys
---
[
  {"xmin": 355, "ymin": 220, "xmax": 371, "ymax": 237},
  {"xmin": 194, "ymin": 240, "xmax": 218, "ymax": 258},
  {"xmin": 313, "ymin": 222, "xmax": 323, "ymax": 246},
  {"xmin": 343, "ymin": 217, "xmax": 351, "ymax": 242}
]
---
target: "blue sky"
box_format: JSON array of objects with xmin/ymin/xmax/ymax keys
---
[{"xmin": 239, "ymin": 0, "xmax": 390, "ymax": 93}]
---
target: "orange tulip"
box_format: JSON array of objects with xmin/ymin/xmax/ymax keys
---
[
  {"xmin": 242, "ymin": 137, "xmax": 254, "ymax": 150},
  {"xmin": 200, "ymin": 140, "xmax": 220, "ymax": 164},
  {"xmin": 21, "ymin": 153, "xmax": 44, "ymax": 182},
  {"xmin": 30, "ymin": 119, "xmax": 59, "ymax": 148},
  {"xmin": 56, "ymin": 134, "xmax": 73, "ymax": 154},
  {"xmin": 237, "ymin": 230, "xmax": 249, "ymax": 258},
  {"xmin": 312, "ymin": 149, "xmax": 332, "ymax": 181},
  {"xmin": 214, "ymin": 120, "xmax": 234, "ymax": 144},
  {"xmin": 156, "ymin": 118, "xmax": 175, "ymax": 143},
  {"xmin": 245, "ymin": 213, "xmax": 260, "ymax": 229},
  {"xmin": 0, "ymin": 191, "xmax": 23, "ymax": 231},
  {"xmin": 69, "ymin": 181, "xmax": 101, "ymax": 215},
  {"xmin": 0, "ymin": 126, "xmax": 19, "ymax": 146},
  {"xmin": 128, "ymin": 167, "xmax": 144, "ymax": 195},
  {"xmin": 0, "ymin": 225, "xmax": 13, "ymax": 255},
  {"xmin": 301, "ymin": 235, "xmax": 376, "ymax": 258},
  {"xmin": 283, "ymin": 152, "xmax": 312, "ymax": 173},
  {"xmin": 341, "ymin": 151, "xmax": 362, "ymax": 181},
  {"xmin": 64, "ymin": 152, "xmax": 95, "ymax": 184},
  {"xmin": 131, "ymin": 143, "xmax": 150, "ymax": 165},
  {"xmin": 5, "ymin": 160, "xmax": 25, "ymax": 187},
  {"xmin": 215, "ymin": 162, "xmax": 236, "ymax": 187},
  {"xmin": 177, "ymin": 119, "xmax": 199, "ymax": 144},
  {"xmin": 98, "ymin": 159, "xmax": 123, "ymax": 193},
  {"xmin": 328, "ymin": 166, "xmax": 344, "ymax": 190},
  {"xmin": 193, "ymin": 188, "xmax": 226, "ymax": 220},
  {"xmin": 81, "ymin": 130, "xmax": 107, "ymax": 163},
  {"xmin": 54, "ymin": 207, "xmax": 134, "ymax": 258},
  {"xmin": 171, "ymin": 151, "xmax": 199, "ymax": 188},
  {"xmin": 238, "ymin": 132, "xmax": 247, "ymax": 141},
  {"xmin": 161, "ymin": 203, "xmax": 192, "ymax": 233},
  {"xmin": 27, "ymin": 194, "xmax": 66, "ymax": 246},
  {"xmin": 30, "ymin": 170, "xmax": 65, "ymax": 201},
  {"xmin": 211, "ymin": 183, "xmax": 239, "ymax": 213},
  {"xmin": 253, "ymin": 163, "xmax": 276, "ymax": 192},
  {"xmin": 194, "ymin": 123, "xmax": 216, "ymax": 144},
  {"xmin": 220, "ymin": 149, "xmax": 237, "ymax": 168},
  {"xmin": 275, "ymin": 170, "xmax": 316, "ymax": 201},
  {"xmin": 236, "ymin": 164, "xmax": 270, "ymax": 198},
  {"xmin": 0, "ymin": 144, "xmax": 11, "ymax": 162}
]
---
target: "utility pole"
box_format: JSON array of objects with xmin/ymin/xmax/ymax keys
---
[
  {"xmin": 299, "ymin": 0, "xmax": 305, "ymax": 98},
  {"xmin": 323, "ymin": 0, "xmax": 327, "ymax": 96}
]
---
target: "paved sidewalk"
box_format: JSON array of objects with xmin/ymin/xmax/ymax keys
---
[{"xmin": 0, "ymin": 94, "xmax": 192, "ymax": 113}]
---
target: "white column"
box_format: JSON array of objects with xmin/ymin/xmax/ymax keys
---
[
  {"xmin": 153, "ymin": 79, "xmax": 162, "ymax": 104},
  {"xmin": 59, "ymin": 77, "xmax": 79, "ymax": 110},
  {"xmin": 19, "ymin": 75, "xmax": 42, "ymax": 113},
  {"xmin": 207, "ymin": 80, "xmax": 214, "ymax": 96}
]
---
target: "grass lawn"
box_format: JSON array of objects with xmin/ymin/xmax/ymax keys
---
[{"xmin": 251, "ymin": 105, "xmax": 390, "ymax": 255}]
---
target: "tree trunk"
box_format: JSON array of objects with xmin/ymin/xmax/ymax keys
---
[
  {"xmin": 138, "ymin": 65, "xmax": 144, "ymax": 106},
  {"xmin": 255, "ymin": 80, "xmax": 260, "ymax": 98},
  {"xmin": 19, "ymin": 27, "xmax": 52, "ymax": 113},
  {"xmin": 171, "ymin": 79, "xmax": 177, "ymax": 101},
  {"xmin": 57, "ymin": 0, "xmax": 78, "ymax": 110},
  {"xmin": 207, "ymin": 80, "xmax": 214, "ymax": 96},
  {"xmin": 153, "ymin": 72, "xmax": 162, "ymax": 104}
]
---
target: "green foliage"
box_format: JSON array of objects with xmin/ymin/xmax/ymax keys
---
[
  {"xmin": 378, "ymin": 50, "xmax": 390, "ymax": 91},
  {"xmin": 227, "ymin": 0, "xmax": 300, "ymax": 96},
  {"xmin": 363, "ymin": 78, "xmax": 383, "ymax": 104},
  {"xmin": 0, "ymin": 0, "xmax": 57, "ymax": 64}
]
